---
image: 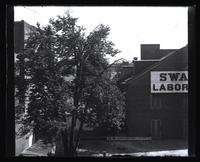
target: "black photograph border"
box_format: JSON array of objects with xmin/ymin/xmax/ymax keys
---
[{"xmin": 3, "ymin": 0, "xmax": 199, "ymax": 160}]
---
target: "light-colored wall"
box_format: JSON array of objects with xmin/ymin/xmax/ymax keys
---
[{"xmin": 15, "ymin": 132, "xmax": 33, "ymax": 156}]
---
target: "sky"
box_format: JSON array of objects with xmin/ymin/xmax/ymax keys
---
[{"xmin": 14, "ymin": 6, "xmax": 188, "ymax": 62}]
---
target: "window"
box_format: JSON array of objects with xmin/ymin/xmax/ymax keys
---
[
  {"xmin": 183, "ymin": 118, "xmax": 188, "ymax": 139},
  {"xmin": 150, "ymin": 94, "xmax": 162, "ymax": 109},
  {"xmin": 150, "ymin": 119, "xmax": 162, "ymax": 138}
]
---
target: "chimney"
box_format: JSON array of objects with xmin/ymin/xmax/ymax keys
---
[
  {"xmin": 133, "ymin": 57, "xmax": 138, "ymax": 61},
  {"xmin": 141, "ymin": 44, "xmax": 160, "ymax": 60}
]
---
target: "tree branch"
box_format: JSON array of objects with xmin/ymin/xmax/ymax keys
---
[{"xmin": 98, "ymin": 58, "xmax": 124, "ymax": 77}]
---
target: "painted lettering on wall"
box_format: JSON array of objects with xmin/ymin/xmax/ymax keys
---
[{"xmin": 151, "ymin": 71, "xmax": 188, "ymax": 93}]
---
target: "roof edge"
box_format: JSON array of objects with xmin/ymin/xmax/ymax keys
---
[{"xmin": 121, "ymin": 45, "xmax": 187, "ymax": 85}]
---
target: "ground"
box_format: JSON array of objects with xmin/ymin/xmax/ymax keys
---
[
  {"xmin": 20, "ymin": 140, "xmax": 55, "ymax": 156},
  {"xmin": 19, "ymin": 138, "xmax": 188, "ymax": 157},
  {"xmin": 77, "ymin": 139, "xmax": 188, "ymax": 156}
]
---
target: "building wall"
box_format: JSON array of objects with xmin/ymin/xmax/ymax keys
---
[
  {"xmin": 14, "ymin": 21, "xmax": 25, "ymax": 52},
  {"xmin": 15, "ymin": 131, "xmax": 34, "ymax": 156},
  {"xmin": 14, "ymin": 20, "xmax": 36, "ymax": 52},
  {"xmin": 126, "ymin": 46, "xmax": 188, "ymax": 139},
  {"xmin": 134, "ymin": 60, "xmax": 158, "ymax": 74}
]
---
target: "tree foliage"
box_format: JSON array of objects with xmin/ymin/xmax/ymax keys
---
[{"xmin": 16, "ymin": 12, "xmax": 125, "ymax": 155}]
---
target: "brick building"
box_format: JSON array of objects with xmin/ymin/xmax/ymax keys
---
[
  {"xmin": 120, "ymin": 44, "xmax": 188, "ymax": 139},
  {"xmin": 14, "ymin": 20, "xmax": 36, "ymax": 52}
]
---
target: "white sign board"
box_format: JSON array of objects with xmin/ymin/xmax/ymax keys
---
[{"xmin": 151, "ymin": 71, "xmax": 188, "ymax": 93}]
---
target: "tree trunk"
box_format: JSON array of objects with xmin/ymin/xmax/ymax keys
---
[
  {"xmin": 69, "ymin": 112, "xmax": 76, "ymax": 156},
  {"xmin": 61, "ymin": 128, "xmax": 69, "ymax": 156},
  {"xmin": 73, "ymin": 103, "xmax": 88, "ymax": 153},
  {"xmin": 74, "ymin": 119, "xmax": 84, "ymax": 153}
]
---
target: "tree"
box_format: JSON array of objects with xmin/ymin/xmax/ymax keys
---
[
  {"xmin": 19, "ymin": 12, "xmax": 125, "ymax": 156},
  {"xmin": 18, "ymin": 25, "xmax": 71, "ymax": 142},
  {"xmin": 15, "ymin": 49, "xmax": 27, "ymax": 118}
]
